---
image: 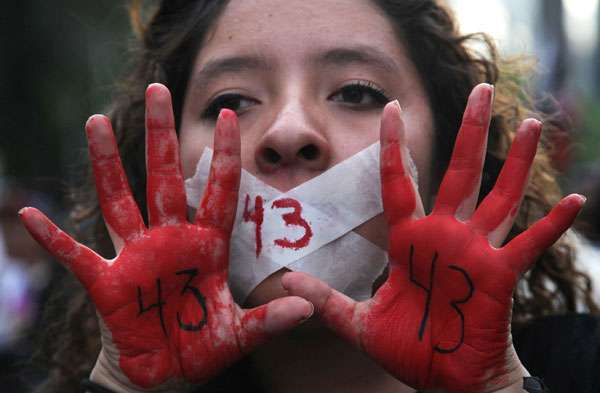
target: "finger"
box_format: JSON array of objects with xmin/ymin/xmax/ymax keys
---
[
  {"xmin": 470, "ymin": 119, "xmax": 541, "ymax": 246},
  {"xmin": 433, "ymin": 84, "xmax": 493, "ymax": 220},
  {"xmin": 501, "ymin": 194, "xmax": 585, "ymax": 275},
  {"xmin": 145, "ymin": 84, "xmax": 187, "ymax": 228},
  {"xmin": 236, "ymin": 296, "xmax": 313, "ymax": 353},
  {"xmin": 87, "ymin": 115, "xmax": 145, "ymax": 249},
  {"xmin": 380, "ymin": 100, "xmax": 424, "ymax": 229},
  {"xmin": 194, "ymin": 109, "xmax": 241, "ymax": 236},
  {"xmin": 19, "ymin": 207, "xmax": 105, "ymax": 288},
  {"xmin": 282, "ymin": 271, "xmax": 363, "ymax": 347}
]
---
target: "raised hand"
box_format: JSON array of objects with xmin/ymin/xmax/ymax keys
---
[
  {"xmin": 283, "ymin": 84, "xmax": 584, "ymax": 393},
  {"xmin": 20, "ymin": 84, "xmax": 312, "ymax": 391}
]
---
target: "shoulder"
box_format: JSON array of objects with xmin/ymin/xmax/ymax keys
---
[{"xmin": 514, "ymin": 313, "xmax": 600, "ymax": 393}]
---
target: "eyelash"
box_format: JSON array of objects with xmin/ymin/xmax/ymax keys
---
[
  {"xmin": 199, "ymin": 81, "xmax": 391, "ymax": 120},
  {"xmin": 200, "ymin": 93, "xmax": 258, "ymax": 120},
  {"xmin": 328, "ymin": 81, "xmax": 391, "ymax": 109}
]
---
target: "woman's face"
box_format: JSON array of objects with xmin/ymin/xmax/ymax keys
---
[{"xmin": 179, "ymin": 0, "xmax": 434, "ymax": 306}]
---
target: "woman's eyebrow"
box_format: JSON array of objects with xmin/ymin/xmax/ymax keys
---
[
  {"xmin": 188, "ymin": 47, "xmax": 400, "ymax": 95},
  {"xmin": 313, "ymin": 46, "xmax": 401, "ymax": 74},
  {"xmin": 189, "ymin": 55, "xmax": 271, "ymax": 92}
]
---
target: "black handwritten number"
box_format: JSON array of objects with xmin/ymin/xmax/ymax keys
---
[
  {"xmin": 176, "ymin": 269, "xmax": 208, "ymax": 332},
  {"xmin": 409, "ymin": 245, "xmax": 474, "ymax": 354},
  {"xmin": 409, "ymin": 246, "xmax": 436, "ymax": 343},
  {"xmin": 137, "ymin": 270, "xmax": 209, "ymax": 337},
  {"xmin": 137, "ymin": 278, "xmax": 167, "ymax": 338},
  {"xmin": 437, "ymin": 266, "xmax": 473, "ymax": 354}
]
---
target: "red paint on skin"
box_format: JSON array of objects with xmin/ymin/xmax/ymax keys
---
[
  {"xmin": 379, "ymin": 102, "xmax": 416, "ymax": 224},
  {"xmin": 86, "ymin": 115, "xmax": 146, "ymax": 241},
  {"xmin": 510, "ymin": 205, "xmax": 518, "ymax": 217},
  {"xmin": 87, "ymin": 226, "xmax": 235, "ymax": 386},
  {"xmin": 284, "ymin": 87, "xmax": 584, "ymax": 393},
  {"xmin": 434, "ymin": 86, "xmax": 492, "ymax": 217},
  {"xmin": 92, "ymin": 157, "xmax": 145, "ymax": 238},
  {"xmin": 469, "ymin": 120, "xmax": 542, "ymax": 235},
  {"xmin": 105, "ymin": 234, "xmax": 275, "ymax": 386},
  {"xmin": 99, "ymin": 98, "xmax": 267, "ymax": 387},
  {"xmin": 271, "ymin": 198, "xmax": 313, "ymax": 250},
  {"xmin": 20, "ymin": 87, "xmax": 311, "ymax": 390},
  {"xmin": 243, "ymin": 194, "xmax": 264, "ymax": 257},
  {"xmin": 194, "ymin": 110, "xmax": 241, "ymax": 235},
  {"xmin": 146, "ymin": 113, "xmax": 187, "ymax": 226},
  {"xmin": 23, "ymin": 83, "xmax": 583, "ymax": 391},
  {"xmin": 237, "ymin": 303, "xmax": 268, "ymax": 348},
  {"xmin": 347, "ymin": 216, "xmax": 516, "ymax": 393}
]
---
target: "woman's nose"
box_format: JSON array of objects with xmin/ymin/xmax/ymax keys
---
[{"xmin": 254, "ymin": 106, "xmax": 331, "ymax": 173}]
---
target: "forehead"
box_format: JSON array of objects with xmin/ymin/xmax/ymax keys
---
[{"xmin": 199, "ymin": 0, "xmax": 406, "ymax": 65}]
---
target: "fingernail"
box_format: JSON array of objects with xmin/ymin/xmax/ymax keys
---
[
  {"xmin": 300, "ymin": 302, "xmax": 314, "ymax": 323},
  {"xmin": 280, "ymin": 272, "xmax": 290, "ymax": 290},
  {"xmin": 219, "ymin": 108, "xmax": 234, "ymax": 119}
]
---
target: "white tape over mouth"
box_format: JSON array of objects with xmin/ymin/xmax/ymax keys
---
[{"xmin": 185, "ymin": 142, "xmax": 418, "ymax": 303}]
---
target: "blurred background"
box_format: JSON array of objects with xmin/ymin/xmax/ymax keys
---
[{"xmin": 0, "ymin": 0, "xmax": 599, "ymax": 391}]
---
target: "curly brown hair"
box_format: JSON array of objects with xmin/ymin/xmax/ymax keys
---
[{"xmin": 30, "ymin": 1, "xmax": 598, "ymax": 392}]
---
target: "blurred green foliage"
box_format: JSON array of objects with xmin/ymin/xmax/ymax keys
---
[{"xmin": 575, "ymin": 98, "xmax": 600, "ymax": 164}]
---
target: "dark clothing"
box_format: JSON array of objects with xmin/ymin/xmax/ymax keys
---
[
  {"xmin": 194, "ymin": 314, "xmax": 600, "ymax": 393},
  {"xmin": 513, "ymin": 313, "xmax": 600, "ymax": 393},
  {"xmin": 193, "ymin": 356, "xmax": 263, "ymax": 393}
]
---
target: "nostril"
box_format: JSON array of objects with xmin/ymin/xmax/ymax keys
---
[
  {"xmin": 263, "ymin": 147, "xmax": 281, "ymax": 164},
  {"xmin": 299, "ymin": 144, "xmax": 319, "ymax": 160}
]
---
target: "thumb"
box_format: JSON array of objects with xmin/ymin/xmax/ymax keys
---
[
  {"xmin": 236, "ymin": 296, "xmax": 313, "ymax": 353},
  {"xmin": 282, "ymin": 271, "xmax": 364, "ymax": 347}
]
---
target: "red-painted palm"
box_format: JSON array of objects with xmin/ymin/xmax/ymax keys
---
[
  {"xmin": 284, "ymin": 84, "xmax": 584, "ymax": 393},
  {"xmin": 20, "ymin": 84, "xmax": 312, "ymax": 391}
]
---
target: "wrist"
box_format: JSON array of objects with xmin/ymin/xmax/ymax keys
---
[
  {"xmin": 483, "ymin": 345, "xmax": 530, "ymax": 393},
  {"xmin": 89, "ymin": 347, "xmax": 196, "ymax": 393},
  {"xmin": 88, "ymin": 349, "xmax": 137, "ymax": 393},
  {"xmin": 484, "ymin": 369, "xmax": 530, "ymax": 393}
]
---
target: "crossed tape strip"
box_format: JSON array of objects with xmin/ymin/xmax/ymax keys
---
[{"xmin": 185, "ymin": 142, "xmax": 389, "ymax": 302}]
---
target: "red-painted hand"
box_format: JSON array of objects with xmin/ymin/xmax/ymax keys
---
[
  {"xmin": 283, "ymin": 84, "xmax": 584, "ymax": 393},
  {"xmin": 20, "ymin": 84, "xmax": 312, "ymax": 391}
]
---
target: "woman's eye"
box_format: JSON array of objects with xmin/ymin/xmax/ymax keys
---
[
  {"xmin": 200, "ymin": 93, "xmax": 258, "ymax": 120},
  {"xmin": 329, "ymin": 82, "xmax": 390, "ymax": 109}
]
